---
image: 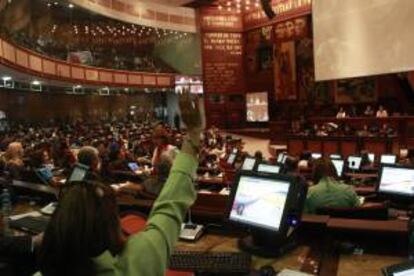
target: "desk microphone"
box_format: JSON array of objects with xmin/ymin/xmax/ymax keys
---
[{"xmin": 179, "ymin": 208, "xmax": 204, "ymax": 241}]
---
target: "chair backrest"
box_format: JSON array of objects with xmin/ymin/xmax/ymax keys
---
[
  {"xmin": 120, "ymin": 211, "xmax": 148, "ymax": 236},
  {"xmin": 316, "ymin": 204, "xmax": 388, "ymax": 220}
]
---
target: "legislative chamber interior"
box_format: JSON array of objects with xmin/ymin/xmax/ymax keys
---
[{"xmin": 0, "ymin": 0, "xmax": 414, "ymax": 275}]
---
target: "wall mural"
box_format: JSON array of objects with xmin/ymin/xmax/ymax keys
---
[
  {"xmin": 334, "ymin": 78, "xmax": 377, "ymax": 104},
  {"xmin": 274, "ymin": 41, "xmax": 297, "ymax": 100}
]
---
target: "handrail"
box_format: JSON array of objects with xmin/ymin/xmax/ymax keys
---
[{"xmin": 0, "ymin": 36, "xmax": 175, "ymax": 88}]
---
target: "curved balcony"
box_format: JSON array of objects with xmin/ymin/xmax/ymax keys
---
[{"xmin": 0, "ymin": 36, "xmax": 174, "ymax": 88}]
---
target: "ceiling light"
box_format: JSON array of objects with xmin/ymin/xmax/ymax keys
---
[
  {"xmin": 32, "ymin": 80, "xmax": 41, "ymax": 85},
  {"xmin": 2, "ymin": 76, "xmax": 12, "ymax": 81},
  {"xmin": 68, "ymin": 3, "xmax": 74, "ymax": 8}
]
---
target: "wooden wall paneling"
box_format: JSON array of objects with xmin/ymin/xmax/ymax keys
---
[
  {"xmin": 288, "ymin": 139, "xmax": 304, "ymax": 157},
  {"xmin": 362, "ymin": 139, "xmax": 388, "ymax": 157},
  {"xmin": 340, "ymin": 140, "xmax": 358, "ymax": 158},
  {"xmin": 307, "ymin": 140, "xmax": 322, "ymax": 153},
  {"xmin": 323, "ymin": 140, "xmax": 340, "ymax": 156}
]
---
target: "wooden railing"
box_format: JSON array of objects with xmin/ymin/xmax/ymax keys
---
[{"xmin": 0, "ymin": 37, "xmax": 174, "ymax": 88}]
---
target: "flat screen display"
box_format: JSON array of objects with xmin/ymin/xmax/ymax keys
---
[
  {"xmin": 277, "ymin": 152, "xmax": 287, "ymax": 164},
  {"xmin": 312, "ymin": 153, "xmax": 322, "ymax": 160},
  {"xmin": 128, "ymin": 162, "xmax": 140, "ymax": 172},
  {"xmin": 68, "ymin": 164, "xmax": 89, "ymax": 183},
  {"xmin": 246, "ymin": 92, "xmax": 269, "ymax": 122},
  {"xmin": 332, "ymin": 159, "xmax": 345, "ymax": 177},
  {"xmin": 241, "ymin": 158, "xmax": 256, "ymax": 171},
  {"xmin": 313, "ymin": 0, "xmax": 414, "ymax": 81},
  {"xmin": 378, "ymin": 166, "xmax": 414, "ymax": 197},
  {"xmin": 229, "ymin": 176, "xmax": 290, "ymax": 231},
  {"xmin": 227, "ymin": 153, "xmax": 237, "ymax": 165},
  {"xmin": 368, "ymin": 153, "xmax": 375, "ymax": 163},
  {"xmin": 257, "ymin": 164, "xmax": 281, "ymax": 174},
  {"xmin": 347, "ymin": 156, "xmax": 362, "ymax": 170},
  {"xmin": 330, "ymin": 154, "xmax": 341, "ymax": 160},
  {"xmin": 380, "ymin": 154, "xmax": 397, "ymax": 165}
]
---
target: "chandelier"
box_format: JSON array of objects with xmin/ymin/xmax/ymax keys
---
[{"xmin": 217, "ymin": 0, "xmax": 261, "ymax": 13}]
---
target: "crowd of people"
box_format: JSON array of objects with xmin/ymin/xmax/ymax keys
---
[
  {"xmin": 0, "ymin": 94, "xmax": 410, "ymax": 274},
  {"xmin": 290, "ymin": 105, "xmax": 398, "ymax": 137},
  {"xmin": 1, "ymin": 29, "xmax": 175, "ymax": 73}
]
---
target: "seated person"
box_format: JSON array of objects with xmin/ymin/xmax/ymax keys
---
[
  {"xmin": 76, "ymin": 146, "xmax": 103, "ymax": 182},
  {"xmin": 107, "ymin": 143, "xmax": 129, "ymax": 173},
  {"xmin": 254, "ymin": 151, "xmax": 264, "ymax": 163},
  {"xmin": 357, "ymin": 124, "xmax": 372, "ymax": 137},
  {"xmin": 304, "ymin": 158, "xmax": 360, "ymax": 214},
  {"xmin": 37, "ymin": 92, "xmax": 202, "ymax": 275},
  {"xmin": 141, "ymin": 153, "xmax": 174, "ymax": 195},
  {"xmin": 2, "ymin": 142, "xmax": 25, "ymax": 179},
  {"xmin": 29, "ymin": 149, "xmax": 54, "ymax": 171},
  {"xmin": 336, "ymin": 107, "xmax": 347, "ymax": 119},
  {"xmin": 364, "ymin": 105, "xmax": 374, "ymax": 116},
  {"xmin": 379, "ymin": 123, "xmax": 396, "ymax": 137},
  {"xmin": 376, "ymin": 105, "xmax": 389, "ymax": 118},
  {"xmin": 151, "ymin": 126, "xmax": 177, "ymax": 170}
]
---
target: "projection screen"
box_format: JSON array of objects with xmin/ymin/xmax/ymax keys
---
[{"xmin": 313, "ymin": 0, "xmax": 414, "ymax": 81}]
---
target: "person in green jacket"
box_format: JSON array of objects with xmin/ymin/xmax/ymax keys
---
[
  {"xmin": 304, "ymin": 158, "xmax": 360, "ymax": 214},
  {"xmin": 37, "ymin": 91, "xmax": 203, "ymax": 276}
]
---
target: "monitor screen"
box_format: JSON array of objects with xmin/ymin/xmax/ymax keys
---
[
  {"xmin": 229, "ymin": 175, "xmax": 290, "ymax": 231},
  {"xmin": 378, "ymin": 166, "xmax": 414, "ymax": 197},
  {"xmin": 128, "ymin": 162, "xmax": 139, "ymax": 172},
  {"xmin": 312, "ymin": 153, "xmax": 322, "ymax": 160},
  {"xmin": 227, "ymin": 153, "xmax": 237, "ymax": 165},
  {"xmin": 257, "ymin": 164, "xmax": 281, "ymax": 174},
  {"xmin": 241, "ymin": 157, "xmax": 256, "ymax": 171},
  {"xmin": 277, "ymin": 152, "xmax": 286, "ymax": 164},
  {"xmin": 380, "ymin": 154, "xmax": 397, "ymax": 165},
  {"xmin": 332, "ymin": 159, "xmax": 345, "ymax": 177},
  {"xmin": 330, "ymin": 154, "xmax": 341, "ymax": 160},
  {"xmin": 347, "ymin": 156, "xmax": 362, "ymax": 170},
  {"xmin": 68, "ymin": 164, "xmax": 89, "ymax": 183},
  {"xmin": 368, "ymin": 153, "xmax": 375, "ymax": 163},
  {"xmin": 246, "ymin": 92, "xmax": 269, "ymax": 122},
  {"xmin": 35, "ymin": 168, "xmax": 53, "ymax": 184}
]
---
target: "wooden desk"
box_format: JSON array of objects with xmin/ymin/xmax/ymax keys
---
[
  {"xmin": 176, "ymin": 234, "xmax": 318, "ymax": 274},
  {"xmin": 327, "ymin": 218, "xmax": 408, "ymax": 234},
  {"xmin": 354, "ymin": 186, "xmax": 377, "ymax": 195},
  {"xmin": 345, "ymin": 173, "xmax": 378, "ymax": 180}
]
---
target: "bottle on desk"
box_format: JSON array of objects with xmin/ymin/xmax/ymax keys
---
[{"xmin": 1, "ymin": 188, "xmax": 12, "ymax": 236}]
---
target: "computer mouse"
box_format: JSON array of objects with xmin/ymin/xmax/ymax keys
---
[{"xmin": 259, "ymin": 265, "xmax": 276, "ymax": 276}]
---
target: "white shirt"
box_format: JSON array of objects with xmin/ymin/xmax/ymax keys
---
[{"xmin": 376, "ymin": 110, "xmax": 388, "ymax": 118}]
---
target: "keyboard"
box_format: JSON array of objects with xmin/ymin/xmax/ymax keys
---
[
  {"xmin": 10, "ymin": 215, "xmax": 50, "ymax": 234},
  {"xmin": 169, "ymin": 251, "xmax": 251, "ymax": 274}
]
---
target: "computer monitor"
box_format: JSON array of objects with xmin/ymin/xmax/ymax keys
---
[
  {"xmin": 277, "ymin": 152, "xmax": 286, "ymax": 164},
  {"xmin": 331, "ymin": 159, "xmax": 345, "ymax": 177},
  {"xmin": 67, "ymin": 163, "xmax": 89, "ymax": 183},
  {"xmin": 226, "ymin": 173, "xmax": 307, "ymax": 257},
  {"xmin": 257, "ymin": 164, "xmax": 281, "ymax": 174},
  {"xmin": 311, "ymin": 153, "xmax": 322, "ymax": 160},
  {"xmin": 380, "ymin": 154, "xmax": 397, "ymax": 165},
  {"xmin": 35, "ymin": 167, "xmax": 53, "ymax": 185},
  {"xmin": 227, "ymin": 153, "xmax": 237, "ymax": 166},
  {"xmin": 378, "ymin": 165, "xmax": 414, "ymax": 197},
  {"xmin": 241, "ymin": 157, "xmax": 257, "ymax": 172},
  {"xmin": 382, "ymin": 261, "xmax": 414, "ymax": 276},
  {"xmin": 128, "ymin": 162, "xmax": 140, "ymax": 172},
  {"xmin": 229, "ymin": 175, "xmax": 290, "ymax": 231},
  {"xmin": 368, "ymin": 153, "xmax": 375, "ymax": 163},
  {"xmin": 330, "ymin": 154, "xmax": 342, "ymax": 160},
  {"xmin": 347, "ymin": 156, "xmax": 362, "ymax": 170}
]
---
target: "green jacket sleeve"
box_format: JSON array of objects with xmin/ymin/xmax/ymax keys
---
[{"xmin": 117, "ymin": 152, "xmax": 198, "ymax": 276}]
